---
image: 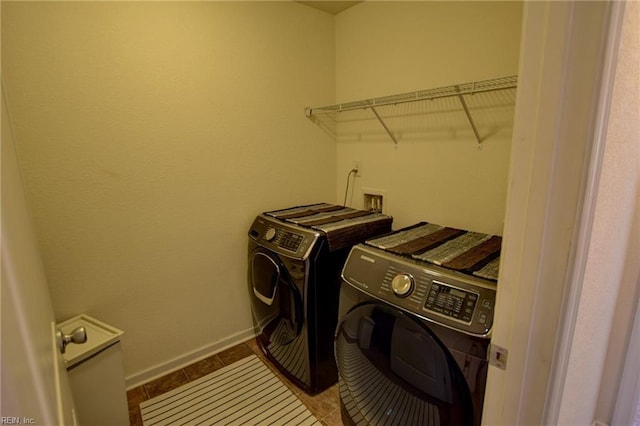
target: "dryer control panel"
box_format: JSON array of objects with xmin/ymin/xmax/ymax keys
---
[
  {"xmin": 249, "ymin": 214, "xmax": 320, "ymax": 260},
  {"xmin": 341, "ymin": 244, "xmax": 497, "ymax": 337}
]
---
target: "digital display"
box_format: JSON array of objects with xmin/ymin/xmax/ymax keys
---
[
  {"xmin": 449, "ymin": 288, "xmax": 466, "ymax": 299},
  {"xmin": 424, "ymin": 281, "xmax": 477, "ymax": 322},
  {"xmin": 279, "ymin": 232, "xmax": 303, "ymax": 252}
]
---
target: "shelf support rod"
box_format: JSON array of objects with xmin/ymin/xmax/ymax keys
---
[
  {"xmin": 457, "ymin": 94, "xmax": 482, "ymax": 145},
  {"xmin": 369, "ymin": 106, "xmax": 398, "ymax": 145}
]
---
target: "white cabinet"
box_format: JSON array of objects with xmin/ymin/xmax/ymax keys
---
[{"xmin": 58, "ymin": 315, "xmax": 129, "ymax": 426}]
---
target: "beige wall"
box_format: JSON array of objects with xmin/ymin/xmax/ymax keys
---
[
  {"xmin": 2, "ymin": 0, "xmax": 523, "ymax": 387},
  {"xmin": 334, "ymin": 1, "xmax": 523, "ymax": 234},
  {"xmin": 1, "ymin": 1, "xmax": 336, "ymax": 381}
]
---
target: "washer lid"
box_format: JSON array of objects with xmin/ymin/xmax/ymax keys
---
[
  {"xmin": 57, "ymin": 314, "xmax": 124, "ymax": 367},
  {"xmin": 366, "ymin": 222, "xmax": 502, "ymax": 281},
  {"xmin": 262, "ymin": 203, "xmax": 393, "ymax": 252}
]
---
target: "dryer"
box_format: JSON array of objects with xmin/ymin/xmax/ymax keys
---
[
  {"xmin": 336, "ymin": 222, "xmax": 501, "ymax": 425},
  {"xmin": 248, "ymin": 203, "xmax": 392, "ymax": 394}
]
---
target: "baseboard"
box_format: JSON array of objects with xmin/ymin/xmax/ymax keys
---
[{"xmin": 125, "ymin": 327, "xmax": 257, "ymax": 389}]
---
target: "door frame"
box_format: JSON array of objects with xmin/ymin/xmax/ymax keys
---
[
  {"xmin": 483, "ymin": 1, "xmax": 628, "ymax": 424},
  {"xmin": 1, "ymin": 79, "xmax": 78, "ymax": 425}
]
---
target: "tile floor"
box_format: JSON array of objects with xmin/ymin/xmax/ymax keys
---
[{"xmin": 127, "ymin": 338, "xmax": 343, "ymax": 425}]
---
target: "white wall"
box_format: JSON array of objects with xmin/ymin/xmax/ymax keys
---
[
  {"xmin": 1, "ymin": 1, "xmax": 336, "ymax": 382},
  {"xmin": 558, "ymin": 2, "xmax": 640, "ymax": 423},
  {"xmin": 333, "ymin": 1, "xmax": 523, "ymax": 234}
]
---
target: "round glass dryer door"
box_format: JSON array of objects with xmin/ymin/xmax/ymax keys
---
[{"xmin": 335, "ymin": 303, "xmax": 473, "ymax": 426}]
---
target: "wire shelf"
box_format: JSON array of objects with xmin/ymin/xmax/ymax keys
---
[{"xmin": 305, "ymin": 75, "xmax": 518, "ymax": 145}]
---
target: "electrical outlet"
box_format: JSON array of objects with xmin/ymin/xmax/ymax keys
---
[
  {"xmin": 489, "ymin": 343, "xmax": 508, "ymax": 370},
  {"xmin": 353, "ymin": 160, "xmax": 361, "ymax": 177}
]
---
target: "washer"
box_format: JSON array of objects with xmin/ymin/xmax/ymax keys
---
[
  {"xmin": 248, "ymin": 203, "xmax": 392, "ymax": 394},
  {"xmin": 336, "ymin": 222, "xmax": 500, "ymax": 426}
]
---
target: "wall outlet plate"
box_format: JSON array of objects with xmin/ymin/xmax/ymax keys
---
[
  {"xmin": 489, "ymin": 343, "xmax": 508, "ymax": 370},
  {"xmin": 353, "ymin": 160, "xmax": 361, "ymax": 177}
]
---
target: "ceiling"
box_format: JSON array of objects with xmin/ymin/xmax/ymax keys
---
[{"xmin": 297, "ymin": 1, "xmax": 363, "ymax": 15}]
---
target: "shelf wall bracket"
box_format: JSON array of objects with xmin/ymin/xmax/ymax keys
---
[
  {"xmin": 369, "ymin": 106, "xmax": 398, "ymax": 145},
  {"xmin": 457, "ymin": 93, "xmax": 482, "ymax": 145}
]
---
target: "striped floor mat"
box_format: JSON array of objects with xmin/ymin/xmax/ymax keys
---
[{"xmin": 140, "ymin": 355, "xmax": 320, "ymax": 426}]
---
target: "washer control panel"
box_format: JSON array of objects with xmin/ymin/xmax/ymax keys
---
[
  {"xmin": 341, "ymin": 245, "xmax": 496, "ymax": 337},
  {"xmin": 249, "ymin": 215, "xmax": 320, "ymax": 260},
  {"xmin": 424, "ymin": 281, "xmax": 478, "ymax": 323}
]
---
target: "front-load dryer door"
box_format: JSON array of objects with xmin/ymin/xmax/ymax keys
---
[
  {"xmin": 249, "ymin": 249, "xmax": 303, "ymax": 344},
  {"xmin": 249, "ymin": 248, "xmax": 310, "ymax": 386},
  {"xmin": 335, "ymin": 303, "xmax": 473, "ymax": 426},
  {"xmin": 251, "ymin": 251, "xmax": 281, "ymax": 306}
]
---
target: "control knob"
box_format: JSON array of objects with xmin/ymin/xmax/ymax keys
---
[
  {"xmin": 391, "ymin": 274, "xmax": 414, "ymax": 297},
  {"xmin": 264, "ymin": 228, "xmax": 277, "ymax": 242}
]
